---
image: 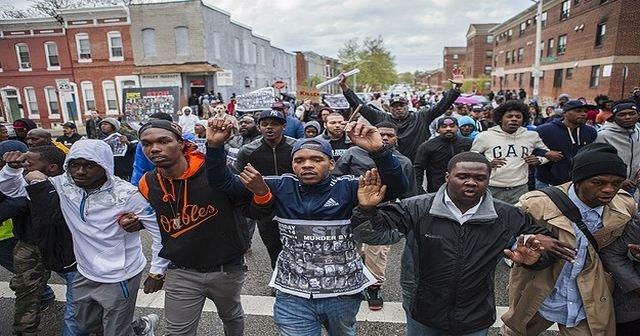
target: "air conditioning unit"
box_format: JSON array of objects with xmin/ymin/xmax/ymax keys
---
[
  {"xmin": 244, "ymin": 77, "xmax": 253, "ymax": 88},
  {"xmin": 21, "ymin": 62, "xmax": 31, "ymax": 68}
]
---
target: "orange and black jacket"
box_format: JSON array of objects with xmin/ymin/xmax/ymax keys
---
[{"xmin": 139, "ymin": 148, "xmax": 273, "ymax": 269}]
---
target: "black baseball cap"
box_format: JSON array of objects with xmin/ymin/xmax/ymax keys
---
[
  {"xmin": 258, "ymin": 109, "xmax": 287, "ymax": 124},
  {"xmin": 389, "ymin": 97, "xmax": 407, "ymax": 105},
  {"xmin": 61, "ymin": 122, "xmax": 77, "ymax": 129},
  {"xmin": 562, "ymin": 100, "xmax": 596, "ymax": 112}
]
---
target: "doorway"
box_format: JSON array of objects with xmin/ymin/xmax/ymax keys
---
[{"xmin": 1, "ymin": 88, "xmax": 23, "ymax": 122}]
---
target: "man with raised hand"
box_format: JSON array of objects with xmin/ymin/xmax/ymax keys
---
[{"xmin": 205, "ymin": 118, "xmax": 408, "ymax": 336}]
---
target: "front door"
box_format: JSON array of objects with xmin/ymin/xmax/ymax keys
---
[{"xmin": 5, "ymin": 90, "xmax": 22, "ymax": 122}]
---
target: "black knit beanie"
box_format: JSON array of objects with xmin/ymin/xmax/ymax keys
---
[{"xmin": 572, "ymin": 143, "xmax": 627, "ymax": 183}]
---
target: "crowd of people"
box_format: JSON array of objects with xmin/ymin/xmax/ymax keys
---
[{"xmin": 1, "ymin": 70, "xmax": 640, "ymax": 336}]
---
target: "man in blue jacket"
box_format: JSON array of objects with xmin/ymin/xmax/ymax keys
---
[
  {"xmin": 205, "ymin": 118, "xmax": 407, "ymax": 336},
  {"xmin": 535, "ymin": 100, "xmax": 597, "ymax": 188}
]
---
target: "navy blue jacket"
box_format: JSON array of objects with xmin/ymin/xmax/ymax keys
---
[{"xmin": 536, "ymin": 118, "xmax": 597, "ymax": 185}]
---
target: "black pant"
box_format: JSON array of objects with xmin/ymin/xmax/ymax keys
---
[
  {"xmin": 618, "ymin": 320, "xmax": 640, "ymax": 336},
  {"xmin": 257, "ymin": 220, "xmax": 282, "ymax": 269}
]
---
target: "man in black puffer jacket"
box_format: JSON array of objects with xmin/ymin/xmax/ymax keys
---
[{"xmin": 352, "ymin": 152, "xmax": 576, "ymax": 335}]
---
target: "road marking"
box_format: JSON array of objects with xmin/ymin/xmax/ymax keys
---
[{"xmin": 0, "ymin": 281, "xmax": 557, "ymax": 330}]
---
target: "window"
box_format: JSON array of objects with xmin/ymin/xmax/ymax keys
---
[
  {"xmin": 486, "ymin": 35, "xmax": 494, "ymax": 44},
  {"xmin": 108, "ymin": 31, "xmax": 124, "ymax": 60},
  {"xmin": 511, "ymin": 50, "xmax": 516, "ymax": 64},
  {"xmin": 540, "ymin": 41, "xmax": 545, "ymax": 59},
  {"xmin": 174, "ymin": 27, "xmax": 189, "ymax": 56},
  {"xmin": 484, "ymin": 66, "xmax": 492, "ymax": 76},
  {"xmin": 44, "ymin": 42, "xmax": 60, "ymax": 70},
  {"xmin": 243, "ymin": 39, "xmax": 250, "ymax": 63},
  {"xmin": 213, "ymin": 33, "xmax": 221, "ymax": 59},
  {"xmin": 142, "ymin": 28, "xmax": 157, "ymax": 57},
  {"xmin": 75, "ymin": 33, "xmax": 92, "ymax": 61},
  {"xmin": 251, "ymin": 42, "xmax": 257, "ymax": 64},
  {"xmin": 517, "ymin": 48, "xmax": 524, "ymax": 63},
  {"xmin": 554, "ymin": 69, "xmax": 563, "ymax": 88},
  {"xmin": 81, "ymin": 81, "xmax": 96, "ymax": 112},
  {"xmin": 453, "ymin": 54, "xmax": 459, "ymax": 60},
  {"xmin": 507, "ymin": 29, "xmax": 513, "ymax": 41},
  {"xmin": 23, "ymin": 87, "xmax": 38, "ymax": 116},
  {"xmin": 590, "ymin": 65, "xmax": 600, "ymax": 87},
  {"xmin": 566, "ymin": 68, "xmax": 574, "ymax": 80},
  {"xmin": 519, "ymin": 22, "xmax": 526, "ymax": 37},
  {"xmin": 45, "ymin": 87, "xmax": 60, "ymax": 116},
  {"xmin": 485, "ymin": 50, "xmax": 493, "ymax": 59},
  {"xmin": 260, "ymin": 45, "xmax": 266, "ymax": 65},
  {"xmin": 561, "ymin": 1, "xmax": 571, "ymax": 20},
  {"xmin": 234, "ymin": 38, "xmax": 240, "ymax": 62},
  {"xmin": 15, "ymin": 43, "xmax": 31, "ymax": 70},
  {"xmin": 557, "ymin": 34, "xmax": 567, "ymax": 55},
  {"xmin": 505, "ymin": 52, "xmax": 511, "ymax": 65},
  {"xmin": 547, "ymin": 38, "xmax": 554, "ymax": 57},
  {"xmin": 541, "ymin": 12, "xmax": 547, "ymax": 28},
  {"xmin": 519, "ymin": 73, "xmax": 524, "ymax": 88},
  {"xmin": 595, "ymin": 22, "xmax": 606, "ymax": 48},
  {"xmin": 494, "ymin": 55, "xmax": 498, "ymax": 67},
  {"xmin": 102, "ymin": 81, "xmax": 118, "ymax": 113}
]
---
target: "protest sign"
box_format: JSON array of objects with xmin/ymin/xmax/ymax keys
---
[
  {"xmin": 235, "ymin": 88, "xmax": 275, "ymax": 112},
  {"xmin": 324, "ymin": 94, "xmax": 350, "ymax": 110},
  {"xmin": 103, "ymin": 133, "xmax": 127, "ymax": 157},
  {"xmin": 296, "ymin": 86, "xmax": 321, "ymax": 103},
  {"xmin": 122, "ymin": 87, "xmax": 180, "ymax": 129}
]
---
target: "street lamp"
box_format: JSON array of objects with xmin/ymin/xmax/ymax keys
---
[{"xmin": 532, "ymin": 0, "xmax": 543, "ymax": 102}]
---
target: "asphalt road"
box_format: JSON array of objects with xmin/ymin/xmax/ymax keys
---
[{"xmin": 0, "ymin": 231, "xmax": 559, "ymax": 335}]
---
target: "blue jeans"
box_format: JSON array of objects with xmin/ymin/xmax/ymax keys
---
[
  {"xmin": 273, "ymin": 291, "xmax": 361, "ymax": 336},
  {"xmin": 58, "ymin": 270, "xmax": 87, "ymax": 336},
  {"xmin": 405, "ymin": 311, "xmax": 489, "ymax": 336},
  {"xmin": 535, "ymin": 178, "xmax": 550, "ymax": 190}
]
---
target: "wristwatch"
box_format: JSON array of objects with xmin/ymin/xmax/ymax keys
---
[{"xmin": 148, "ymin": 273, "xmax": 165, "ymax": 280}]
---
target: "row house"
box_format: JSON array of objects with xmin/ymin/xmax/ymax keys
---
[
  {"xmin": 295, "ymin": 51, "xmax": 341, "ymax": 94},
  {"xmin": 0, "ymin": 6, "xmax": 133, "ymax": 127},
  {"xmin": 0, "ymin": 18, "xmax": 73, "ymax": 128},
  {"xmin": 129, "ymin": 0, "xmax": 296, "ymax": 106},
  {"xmin": 442, "ymin": 46, "xmax": 466, "ymax": 86},
  {"xmin": 490, "ymin": 0, "xmax": 640, "ymax": 105},
  {"xmin": 465, "ymin": 23, "xmax": 498, "ymax": 92}
]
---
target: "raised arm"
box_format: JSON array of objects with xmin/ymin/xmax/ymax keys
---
[
  {"xmin": 0, "ymin": 151, "xmax": 29, "ymax": 198},
  {"xmin": 418, "ymin": 68, "xmax": 464, "ymax": 125},
  {"xmin": 346, "ymin": 122, "xmax": 408, "ymax": 199},
  {"xmin": 601, "ymin": 219, "xmax": 640, "ymax": 295},
  {"xmin": 205, "ymin": 119, "xmax": 258, "ymax": 197},
  {"xmin": 339, "ymin": 75, "xmax": 387, "ymax": 125}
]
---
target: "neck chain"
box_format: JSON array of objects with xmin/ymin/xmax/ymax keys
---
[{"xmin": 158, "ymin": 173, "xmax": 185, "ymax": 230}]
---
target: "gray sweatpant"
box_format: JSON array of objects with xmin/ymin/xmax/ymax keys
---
[
  {"xmin": 164, "ymin": 268, "xmax": 246, "ymax": 336},
  {"xmin": 72, "ymin": 271, "xmax": 142, "ymax": 336}
]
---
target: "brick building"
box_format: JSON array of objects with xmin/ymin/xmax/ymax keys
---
[
  {"xmin": 415, "ymin": 68, "xmax": 445, "ymax": 91},
  {"xmin": 0, "ymin": 18, "xmax": 75, "ymax": 128},
  {"xmin": 58, "ymin": 6, "xmax": 137, "ymax": 120},
  {"xmin": 129, "ymin": 0, "xmax": 295, "ymax": 106},
  {"xmin": 490, "ymin": 0, "xmax": 640, "ymax": 105},
  {"xmin": 442, "ymin": 47, "xmax": 466, "ymax": 86},
  {"xmin": 295, "ymin": 51, "xmax": 340, "ymax": 94},
  {"xmin": 465, "ymin": 23, "xmax": 498, "ymax": 90}
]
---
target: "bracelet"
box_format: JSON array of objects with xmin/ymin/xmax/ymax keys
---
[
  {"xmin": 253, "ymin": 190, "xmax": 273, "ymax": 205},
  {"xmin": 148, "ymin": 273, "xmax": 165, "ymax": 280}
]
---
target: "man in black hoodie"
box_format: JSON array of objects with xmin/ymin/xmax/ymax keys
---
[
  {"xmin": 414, "ymin": 117, "xmax": 472, "ymax": 193},
  {"xmin": 339, "ymin": 70, "xmax": 463, "ymax": 162}
]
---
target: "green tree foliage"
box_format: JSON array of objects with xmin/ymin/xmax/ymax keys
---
[
  {"xmin": 338, "ymin": 36, "xmax": 397, "ymax": 91},
  {"xmin": 397, "ymin": 72, "xmax": 415, "ymax": 85},
  {"xmin": 0, "ymin": 0, "xmax": 138, "ymax": 18}
]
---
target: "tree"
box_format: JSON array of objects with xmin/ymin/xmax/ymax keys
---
[
  {"xmin": 337, "ymin": 36, "xmax": 397, "ymax": 91},
  {"xmin": 303, "ymin": 74, "xmax": 324, "ymax": 87},
  {"xmin": 398, "ymin": 72, "xmax": 415, "ymax": 85},
  {"xmin": 0, "ymin": 0, "xmax": 137, "ymax": 18}
]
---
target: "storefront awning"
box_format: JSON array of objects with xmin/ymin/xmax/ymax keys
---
[{"xmin": 133, "ymin": 63, "xmax": 222, "ymax": 75}]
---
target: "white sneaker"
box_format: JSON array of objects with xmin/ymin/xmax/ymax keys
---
[{"xmin": 139, "ymin": 313, "xmax": 159, "ymax": 336}]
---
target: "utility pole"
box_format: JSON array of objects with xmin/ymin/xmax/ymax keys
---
[{"xmin": 532, "ymin": 0, "xmax": 543, "ymax": 102}]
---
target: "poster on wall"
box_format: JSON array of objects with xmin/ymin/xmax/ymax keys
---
[
  {"xmin": 122, "ymin": 87, "xmax": 180, "ymax": 130},
  {"xmin": 235, "ymin": 88, "xmax": 276, "ymax": 112}
]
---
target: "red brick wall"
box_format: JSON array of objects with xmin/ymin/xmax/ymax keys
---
[{"xmin": 491, "ymin": 0, "xmax": 640, "ymax": 104}]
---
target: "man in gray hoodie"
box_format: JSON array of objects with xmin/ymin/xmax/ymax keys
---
[{"xmin": 594, "ymin": 100, "xmax": 640, "ymax": 194}]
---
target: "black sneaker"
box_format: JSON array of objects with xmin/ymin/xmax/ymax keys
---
[{"xmin": 363, "ymin": 285, "xmax": 383, "ymax": 311}]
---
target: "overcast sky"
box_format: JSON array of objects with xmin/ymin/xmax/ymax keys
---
[{"xmin": 2, "ymin": 0, "xmax": 533, "ymax": 73}]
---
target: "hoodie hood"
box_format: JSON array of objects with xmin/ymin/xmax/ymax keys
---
[
  {"xmin": 458, "ymin": 116, "xmax": 477, "ymax": 130},
  {"xmin": 304, "ymin": 121, "xmax": 321, "ymax": 133},
  {"xmin": 64, "ymin": 139, "xmax": 115, "ymax": 176}
]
